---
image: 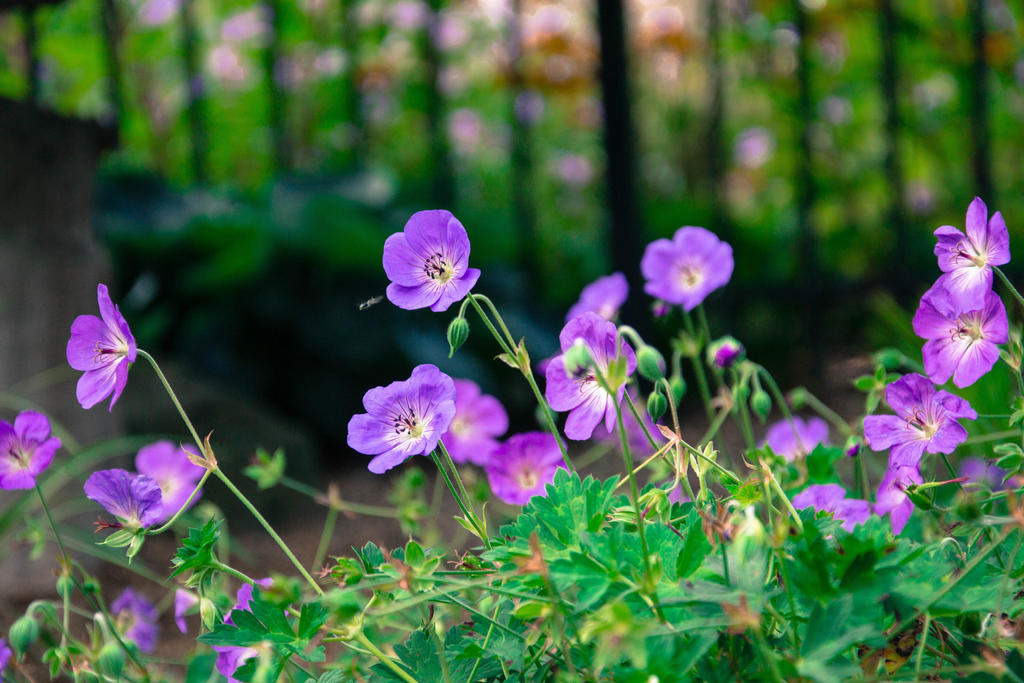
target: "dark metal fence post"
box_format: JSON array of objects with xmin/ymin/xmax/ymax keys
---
[
  {"xmin": 339, "ymin": 0, "xmax": 364, "ymax": 166},
  {"xmin": 22, "ymin": 7, "xmax": 39, "ymax": 104},
  {"xmin": 423, "ymin": 0, "xmax": 454, "ymax": 206},
  {"xmin": 705, "ymin": 0, "xmax": 728, "ymax": 240},
  {"xmin": 968, "ymin": 0, "xmax": 992, "ymax": 204},
  {"xmin": 597, "ymin": 0, "xmax": 643, "ymax": 323},
  {"xmin": 179, "ymin": 0, "xmax": 207, "ymax": 183},
  {"xmin": 264, "ymin": 0, "xmax": 289, "ymax": 172},
  {"xmin": 508, "ymin": 0, "xmax": 538, "ymax": 290},
  {"xmin": 879, "ymin": 0, "xmax": 908, "ymax": 299},
  {"xmin": 100, "ymin": 0, "xmax": 124, "ymax": 134},
  {"xmin": 792, "ymin": 0, "xmax": 821, "ymax": 374}
]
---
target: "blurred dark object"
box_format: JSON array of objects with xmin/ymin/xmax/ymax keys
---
[{"xmin": 0, "ymin": 97, "xmax": 119, "ymax": 443}]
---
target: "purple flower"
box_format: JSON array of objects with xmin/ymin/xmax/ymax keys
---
[
  {"xmin": 913, "ymin": 286, "xmax": 1008, "ymax": 388},
  {"xmin": 708, "ymin": 336, "xmax": 744, "ymax": 369},
  {"xmin": 174, "ymin": 589, "xmax": 198, "ymax": 634},
  {"xmin": 640, "ymin": 227, "xmax": 734, "ymax": 311},
  {"xmin": 111, "ymin": 588, "xmax": 159, "ymax": 653},
  {"xmin": 763, "ymin": 416, "xmax": 829, "ymax": 461},
  {"xmin": 863, "ymin": 374, "xmax": 976, "ymax": 469},
  {"xmin": 959, "ymin": 457, "xmax": 1007, "ymax": 491},
  {"xmin": 0, "ymin": 411, "xmax": 60, "ymax": 490},
  {"xmin": 66, "ymin": 284, "xmax": 137, "ymax": 411},
  {"xmin": 347, "ymin": 364, "xmax": 457, "ymax": 473},
  {"xmin": 485, "ymin": 432, "xmax": 566, "ymax": 505},
  {"xmin": 214, "ymin": 579, "xmax": 273, "ymax": 682},
  {"xmin": 136, "ymin": 441, "xmax": 205, "ymax": 524},
  {"xmin": 0, "ymin": 638, "xmax": 9, "ymax": 670},
  {"xmin": 792, "ymin": 483, "xmax": 870, "ymax": 532},
  {"xmin": 933, "ymin": 197, "xmax": 1010, "ymax": 310},
  {"xmin": 84, "ymin": 469, "xmax": 164, "ymax": 529},
  {"xmin": 566, "ymin": 272, "xmax": 629, "ymax": 322},
  {"xmin": 875, "ymin": 464, "xmax": 922, "ymax": 534},
  {"xmin": 440, "ymin": 380, "xmax": 508, "ymax": 466},
  {"xmin": 382, "ymin": 210, "xmax": 481, "ymax": 312},
  {"xmin": 545, "ymin": 313, "xmax": 637, "ymax": 441}
]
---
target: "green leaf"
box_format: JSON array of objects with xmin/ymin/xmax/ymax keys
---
[
  {"xmin": 1011, "ymin": 397, "xmax": 1024, "ymax": 428},
  {"xmin": 804, "ymin": 445, "xmax": 846, "ymax": 484},
  {"xmin": 297, "ymin": 602, "xmax": 328, "ymax": 641},
  {"xmin": 243, "ymin": 448, "xmax": 286, "ymax": 490},
  {"xmin": 170, "ymin": 518, "xmax": 222, "ymax": 581},
  {"xmin": 676, "ymin": 512, "xmax": 711, "ymax": 580}
]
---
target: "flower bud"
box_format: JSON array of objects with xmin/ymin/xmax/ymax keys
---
[
  {"xmin": 749, "ymin": 389, "xmax": 771, "ymax": 422},
  {"xmin": 9, "ymin": 615, "xmax": 39, "ymax": 657},
  {"xmin": 97, "ymin": 642, "xmax": 124, "ymax": 679},
  {"xmin": 447, "ymin": 316, "xmax": 470, "ymax": 358},
  {"xmin": 636, "ymin": 345, "xmax": 666, "ymax": 382},
  {"xmin": 646, "ymin": 391, "xmax": 667, "ymax": 422},
  {"xmin": 652, "ymin": 300, "xmax": 670, "ymax": 318},
  {"xmin": 707, "ymin": 336, "xmax": 744, "ymax": 369},
  {"xmin": 668, "ymin": 376, "xmax": 686, "ymax": 406},
  {"xmin": 199, "ymin": 598, "xmax": 219, "ymax": 632},
  {"xmin": 953, "ymin": 491, "xmax": 982, "ymax": 521},
  {"xmin": 563, "ymin": 339, "xmax": 592, "ymax": 376},
  {"xmin": 56, "ymin": 575, "xmax": 74, "ymax": 599},
  {"xmin": 844, "ymin": 437, "xmax": 861, "ymax": 458}
]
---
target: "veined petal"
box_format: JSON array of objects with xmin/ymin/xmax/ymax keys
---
[
  {"xmin": 927, "ymin": 419, "xmax": 969, "ymax": 455},
  {"xmin": 863, "ymin": 415, "xmax": 912, "ymax": 451},
  {"xmin": 76, "ymin": 364, "xmax": 119, "ymax": 410},
  {"xmin": 981, "ymin": 292, "xmax": 1009, "ymax": 343},
  {"xmin": 368, "ymin": 446, "xmax": 419, "ymax": 474},
  {"xmin": 403, "ymin": 210, "xmax": 455, "ymax": 255},
  {"xmin": 544, "ymin": 354, "xmax": 584, "ymax": 411},
  {"xmin": 889, "ymin": 439, "xmax": 927, "ymax": 469},
  {"xmin": 934, "ymin": 226, "xmax": 967, "ymax": 273},
  {"xmin": 935, "ymin": 267, "xmax": 992, "ymax": 312},
  {"xmin": 386, "ymin": 281, "xmax": 442, "ymax": 310},
  {"xmin": 108, "ymin": 359, "xmax": 131, "ymax": 411},
  {"xmin": 951, "ymin": 340, "xmax": 999, "ymax": 388},
  {"xmin": 964, "ymin": 196, "xmax": 989, "ymax": 250},
  {"xmin": 347, "ymin": 414, "xmax": 394, "ymax": 455},
  {"xmin": 67, "ymin": 315, "xmax": 109, "ymax": 370},
  {"xmin": 564, "ymin": 387, "xmax": 609, "ymax": 440},
  {"xmin": 14, "ymin": 411, "xmax": 52, "ymax": 444},
  {"xmin": 382, "ymin": 233, "xmax": 428, "ymax": 287},
  {"xmin": 429, "ymin": 267, "xmax": 479, "ymax": 312},
  {"xmin": 985, "ymin": 211, "xmax": 1011, "ymax": 265},
  {"xmin": 921, "ymin": 337, "xmax": 963, "ymax": 386}
]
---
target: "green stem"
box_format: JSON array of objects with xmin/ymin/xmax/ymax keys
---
[
  {"xmin": 147, "ymin": 470, "xmax": 211, "ymax": 534},
  {"xmin": 437, "ymin": 442, "xmax": 476, "ymax": 524},
  {"xmin": 313, "ymin": 506, "xmax": 339, "ymax": 570},
  {"xmin": 796, "ymin": 388, "xmax": 854, "ymax": 437},
  {"xmin": 624, "ymin": 389, "xmax": 659, "ymax": 450},
  {"xmin": 466, "ymin": 294, "xmax": 573, "ymax": 472},
  {"xmin": 995, "ymin": 266, "xmax": 1024, "ymax": 311},
  {"xmin": 430, "ymin": 450, "xmax": 487, "ymax": 545},
  {"xmin": 137, "ymin": 349, "xmax": 204, "ymax": 454},
  {"xmin": 767, "ymin": 473, "xmax": 804, "ymax": 533},
  {"xmin": 756, "ymin": 367, "xmax": 804, "ymax": 450},
  {"xmin": 212, "ymin": 468, "xmax": 323, "ymax": 595},
  {"xmin": 964, "ymin": 429, "xmax": 1020, "ymax": 445},
  {"xmin": 35, "ymin": 484, "xmax": 70, "ymax": 646},
  {"xmin": 658, "ymin": 378, "xmax": 697, "ymax": 502},
  {"xmin": 355, "ymin": 631, "xmax": 417, "ymax": 683},
  {"xmin": 732, "ymin": 369, "xmax": 756, "ymax": 451},
  {"xmin": 278, "ymin": 476, "xmax": 399, "ymax": 518},
  {"xmin": 913, "ymin": 612, "xmax": 931, "ymax": 680},
  {"xmin": 682, "ymin": 315, "xmax": 715, "ymax": 422},
  {"xmin": 212, "ymin": 561, "xmax": 258, "ymax": 586},
  {"xmin": 699, "ymin": 406, "xmax": 731, "ymax": 446},
  {"xmin": 719, "ymin": 536, "xmax": 731, "ymax": 586}
]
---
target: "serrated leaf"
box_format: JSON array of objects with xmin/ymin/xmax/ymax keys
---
[
  {"xmin": 297, "ymin": 602, "xmax": 328, "ymax": 641},
  {"xmin": 170, "ymin": 519, "xmax": 222, "ymax": 580}
]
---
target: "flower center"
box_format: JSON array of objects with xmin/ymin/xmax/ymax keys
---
[
  {"xmin": 955, "ymin": 318, "xmax": 984, "ymax": 342},
  {"xmin": 92, "ymin": 337, "xmax": 129, "ymax": 363},
  {"xmin": 392, "ymin": 408, "xmax": 426, "ymax": 440},
  {"xmin": 449, "ymin": 417, "xmax": 467, "ymax": 436},
  {"xmin": 906, "ymin": 408, "xmax": 938, "ymax": 439},
  {"xmin": 6, "ymin": 443, "xmax": 33, "ymax": 471},
  {"xmin": 515, "ymin": 466, "xmax": 539, "ymax": 490},
  {"xmin": 675, "ymin": 263, "xmax": 703, "ymax": 290},
  {"xmin": 423, "ymin": 252, "xmax": 456, "ymax": 285},
  {"xmin": 953, "ymin": 240, "xmax": 987, "ymax": 268}
]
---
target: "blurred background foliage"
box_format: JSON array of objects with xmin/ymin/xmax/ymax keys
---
[{"xmin": 2, "ymin": 0, "xmax": 1023, "ymax": 463}]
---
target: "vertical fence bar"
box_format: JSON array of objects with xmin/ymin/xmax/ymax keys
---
[
  {"xmin": 879, "ymin": 0, "xmax": 908, "ymax": 298},
  {"xmin": 968, "ymin": 0, "xmax": 992, "ymax": 203},
  {"xmin": 705, "ymin": 0, "xmax": 728, "ymax": 240},
  {"xmin": 338, "ymin": 0, "xmax": 364, "ymax": 166},
  {"xmin": 597, "ymin": 0, "xmax": 643, "ymax": 323},
  {"xmin": 508, "ymin": 0, "xmax": 539, "ymax": 290},
  {"xmin": 22, "ymin": 6, "xmax": 39, "ymax": 104},
  {"xmin": 100, "ymin": 0, "xmax": 125, "ymax": 134},
  {"xmin": 423, "ymin": 0, "xmax": 454, "ymax": 206},
  {"xmin": 179, "ymin": 0, "xmax": 207, "ymax": 183},
  {"xmin": 792, "ymin": 0, "xmax": 821, "ymax": 373},
  {"xmin": 264, "ymin": 0, "xmax": 289, "ymax": 172}
]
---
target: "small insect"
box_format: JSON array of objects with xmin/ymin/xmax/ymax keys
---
[{"xmin": 358, "ymin": 295, "xmax": 384, "ymax": 311}]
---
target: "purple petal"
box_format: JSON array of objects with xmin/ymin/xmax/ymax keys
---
[
  {"xmin": 934, "ymin": 268, "xmax": 992, "ymax": 312},
  {"xmin": 108, "ymin": 359, "xmax": 131, "ymax": 411},
  {"xmin": 927, "ymin": 419, "xmax": 969, "ymax": 455},
  {"xmin": 386, "ymin": 281, "xmax": 443, "ymax": 310},
  {"xmin": 174, "ymin": 590, "xmax": 199, "ymax": 634},
  {"xmin": 985, "ymin": 211, "xmax": 1011, "ymax": 265},
  {"xmin": 84, "ymin": 469, "xmax": 164, "ymax": 527},
  {"xmin": 566, "ymin": 272, "xmax": 629, "ymax": 322},
  {"xmin": 544, "ymin": 354, "xmax": 582, "ymax": 412},
  {"xmin": 382, "ymin": 233, "xmax": 428, "ymax": 287},
  {"xmin": 14, "ymin": 411, "xmax": 52, "ymax": 444},
  {"xmin": 934, "ymin": 225, "xmax": 967, "ymax": 273},
  {"xmin": 429, "ymin": 267, "xmax": 480, "ymax": 312},
  {"xmin": 347, "ymin": 414, "xmax": 394, "ymax": 456},
  {"xmin": 66, "ymin": 315, "xmax": 108, "ymax": 371},
  {"xmin": 76, "ymin": 364, "xmax": 118, "ymax": 410},
  {"xmin": 964, "ymin": 196, "xmax": 989, "ymax": 250},
  {"xmin": 863, "ymin": 415, "xmax": 912, "ymax": 452},
  {"xmin": 888, "ymin": 439, "xmax": 928, "ymax": 469},
  {"xmin": 563, "ymin": 387, "xmax": 608, "ymax": 440},
  {"xmin": 951, "ymin": 340, "xmax": 999, "ymax": 388}
]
